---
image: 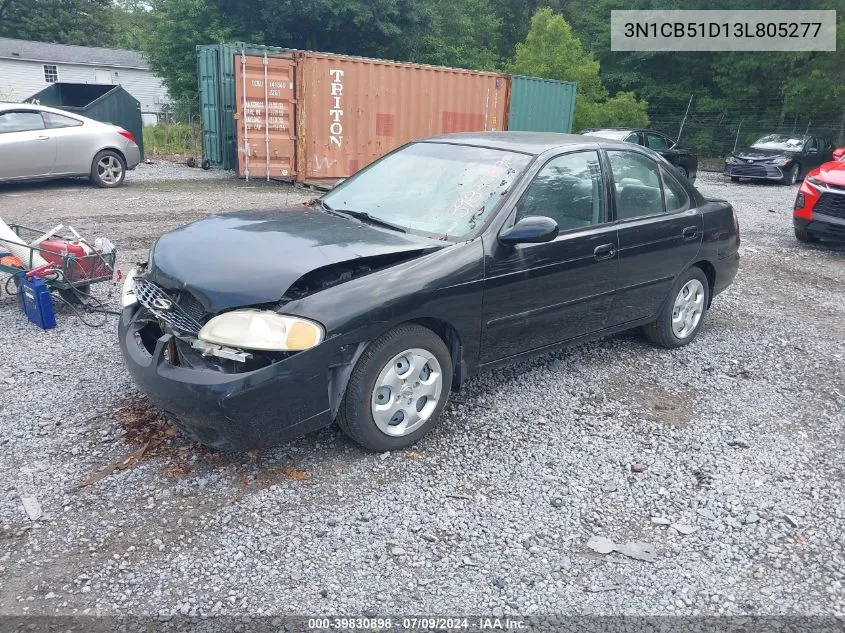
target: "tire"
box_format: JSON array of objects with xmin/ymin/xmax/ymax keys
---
[
  {"xmin": 643, "ymin": 267, "xmax": 710, "ymax": 349},
  {"xmin": 337, "ymin": 324, "xmax": 453, "ymax": 452},
  {"xmin": 201, "ymin": 159, "xmax": 211, "ymax": 171},
  {"xmin": 730, "ymin": 176, "xmax": 740, "ymax": 182},
  {"xmin": 794, "ymin": 224, "xmax": 818, "ymax": 243},
  {"xmin": 90, "ymin": 150, "xmax": 126, "ymax": 188},
  {"xmin": 782, "ymin": 164, "xmax": 799, "ymax": 186}
]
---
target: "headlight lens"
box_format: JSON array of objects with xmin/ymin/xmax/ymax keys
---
[
  {"xmin": 726, "ymin": 156, "xmax": 739, "ymax": 164},
  {"xmin": 121, "ymin": 266, "xmax": 138, "ymax": 308},
  {"xmin": 771, "ymin": 157, "xmax": 792, "ymax": 166},
  {"xmin": 806, "ymin": 176, "xmax": 823, "ymax": 188},
  {"xmin": 198, "ymin": 310, "xmax": 324, "ymax": 351}
]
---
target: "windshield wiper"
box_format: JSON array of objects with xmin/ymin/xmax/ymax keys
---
[{"xmin": 320, "ymin": 201, "xmax": 407, "ymax": 233}]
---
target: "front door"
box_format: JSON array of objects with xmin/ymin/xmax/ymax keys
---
[
  {"xmin": 606, "ymin": 149, "xmax": 703, "ymax": 325},
  {"xmin": 0, "ymin": 110, "xmax": 56, "ymax": 179},
  {"xmin": 481, "ymin": 150, "xmax": 618, "ymax": 363}
]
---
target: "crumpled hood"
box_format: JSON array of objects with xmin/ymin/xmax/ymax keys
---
[
  {"xmin": 812, "ymin": 159, "xmax": 845, "ymax": 187},
  {"xmin": 734, "ymin": 147, "xmax": 797, "ymax": 161},
  {"xmin": 146, "ymin": 208, "xmax": 441, "ymax": 312}
]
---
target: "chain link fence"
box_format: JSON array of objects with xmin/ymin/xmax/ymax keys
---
[
  {"xmin": 143, "ymin": 99, "xmax": 202, "ymax": 159},
  {"xmin": 646, "ymin": 97, "xmax": 845, "ymax": 171}
]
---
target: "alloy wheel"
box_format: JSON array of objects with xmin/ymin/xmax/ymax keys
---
[{"xmin": 97, "ymin": 155, "xmax": 123, "ymax": 184}]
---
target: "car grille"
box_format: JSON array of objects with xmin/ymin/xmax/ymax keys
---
[
  {"xmin": 175, "ymin": 291, "xmax": 207, "ymax": 323},
  {"xmin": 728, "ymin": 164, "xmax": 777, "ymax": 178},
  {"xmin": 134, "ymin": 279, "xmax": 204, "ymax": 334},
  {"xmin": 814, "ymin": 192, "xmax": 845, "ymax": 220}
]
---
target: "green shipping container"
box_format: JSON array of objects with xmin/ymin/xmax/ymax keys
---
[
  {"xmin": 25, "ymin": 82, "xmax": 144, "ymax": 158},
  {"xmin": 197, "ymin": 42, "xmax": 290, "ymax": 169},
  {"xmin": 507, "ymin": 76, "xmax": 577, "ymax": 134}
]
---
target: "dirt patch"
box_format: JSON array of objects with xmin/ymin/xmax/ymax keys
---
[{"xmin": 608, "ymin": 379, "xmax": 698, "ymax": 428}]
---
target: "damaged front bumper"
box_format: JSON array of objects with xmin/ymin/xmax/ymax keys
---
[{"xmin": 118, "ymin": 306, "xmax": 334, "ymax": 451}]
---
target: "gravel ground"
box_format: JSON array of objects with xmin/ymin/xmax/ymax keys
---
[{"xmin": 0, "ymin": 165, "xmax": 843, "ymax": 621}]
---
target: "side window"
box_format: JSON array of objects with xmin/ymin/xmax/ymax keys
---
[
  {"xmin": 43, "ymin": 112, "xmax": 83, "ymax": 129},
  {"xmin": 807, "ymin": 137, "xmax": 818, "ymax": 150},
  {"xmin": 514, "ymin": 151, "xmax": 605, "ymax": 232},
  {"xmin": 646, "ymin": 134, "xmax": 669, "ymax": 151},
  {"xmin": 607, "ymin": 150, "xmax": 665, "ymax": 220},
  {"xmin": 661, "ymin": 166, "xmax": 691, "ymax": 213},
  {"xmin": 0, "ymin": 111, "xmax": 46, "ymax": 133}
]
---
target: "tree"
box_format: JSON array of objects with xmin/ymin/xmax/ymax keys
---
[
  {"xmin": 143, "ymin": 0, "xmax": 235, "ymax": 107},
  {"xmin": 0, "ymin": 0, "xmax": 116, "ymax": 46},
  {"xmin": 416, "ymin": 0, "xmax": 501, "ymax": 70},
  {"xmin": 510, "ymin": 8, "xmax": 648, "ymax": 130}
]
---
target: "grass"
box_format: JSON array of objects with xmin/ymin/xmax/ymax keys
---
[{"xmin": 142, "ymin": 123, "xmax": 201, "ymax": 157}]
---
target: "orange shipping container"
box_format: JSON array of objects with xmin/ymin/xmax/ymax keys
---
[
  {"xmin": 234, "ymin": 52, "xmax": 297, "ymax": 180},
  {"xmin": 234, "ymin": 51, "xmax": 510, "ymax": 182},
  {"xmin": 295, "ymin": 53, "xmax": 510, "ymax": 181}
]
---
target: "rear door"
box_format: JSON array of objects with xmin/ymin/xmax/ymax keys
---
[
  {"xmin": 0, "ymin": 110, "xmax": 56, "ymax": 179},
  {"xmin": 481, "ymin": 150, "xmax": 618, "ymax": 361},
  {"xmin": 606, "ymin": 149, "xmax": 703, "ymax": 325}
]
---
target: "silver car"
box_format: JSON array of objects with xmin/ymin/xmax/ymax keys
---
[{"xmin": 0, "ymin": 102, "xmax": 141, "ymax": 187}]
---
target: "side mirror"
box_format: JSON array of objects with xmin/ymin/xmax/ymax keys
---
[
  {"xmin": 499, "ymin": 216, "xmax": 559, "ymax": 245},
  {"xmin": 833, "ymin": 148, "xmax": 845, "ymax": 160}
]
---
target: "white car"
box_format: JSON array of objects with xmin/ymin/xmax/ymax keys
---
[{"xmin": 0, "ymin": 102, "xmax": 141, "ymax": 187}]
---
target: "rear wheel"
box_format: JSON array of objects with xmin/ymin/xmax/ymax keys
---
[
  {"xmin": 643, "ymin": 267, "xmax": 710, "ymax": 349},
  {"xmin": 794, "ymin": 224, "xmax": 818, "ymax": 243},
  {"xmin": 90, "ymin": 150, "xmax": 126, "ymax": 188},
  {"xmin": 337, "ymin": 324, "xmax": 453, "ymax": 452}
]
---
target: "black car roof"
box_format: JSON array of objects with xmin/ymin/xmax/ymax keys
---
[{"xmin": 424, "ymin": 131, "xmax": 630, "ymax": 155}]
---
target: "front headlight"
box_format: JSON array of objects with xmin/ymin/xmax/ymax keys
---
[
  {"xmin": 121, "ymin": 266, "xmax": 138, "ymax": 308},
  {"xmin": 198, "ymin": 310, "xmax": 324, "ymax": 351},
  {"xmin": 806, "ymin": 176, "xmax": 823, "ymax": 189},
  {"xmin": 771, "ymin": 157, "xmax": 792, "ymax": 166},
  {"xmin": 726, "ymin": 156, "xmax": 739, "ymax": 164}
]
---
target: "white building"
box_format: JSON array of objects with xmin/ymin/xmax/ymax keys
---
[{"xmin": 0, "ymin": 37, "xmax": 170, "ymax": 125}]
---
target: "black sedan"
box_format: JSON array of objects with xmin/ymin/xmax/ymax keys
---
[
  {"xmin": 724, "ymin": 134, "xmax": 834, "ymax": 185},
  {"xmin": 119, "ymin": 132, "xmax": 740, "ymax": 453},
  {"xmin": 581, "ymin": 128, "xmax": 698, "ymax": 183}
]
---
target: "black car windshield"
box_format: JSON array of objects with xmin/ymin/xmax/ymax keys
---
[
  {"xmin": 321, "ymin": 142, "xmax": 531, "ymax": 239},
  {"xmin": 581, "ymin": 129, "xmax": 630, "ymax": 140},
  {"xmin": 751, "ymin": 134, "xmax": 806, "ymax": 151}
]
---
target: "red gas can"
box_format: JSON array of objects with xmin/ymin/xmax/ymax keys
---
[{"xmin": 39, "ymin": 239, "xmax": 108, "ymax": 282}]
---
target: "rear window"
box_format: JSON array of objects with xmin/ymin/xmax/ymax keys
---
[{"xmin": 43, "ymin": 112, "xmax": 83, "ymax": 129}]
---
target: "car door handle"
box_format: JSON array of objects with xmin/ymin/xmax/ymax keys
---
[
  {"xmin": 36, "ymin": 135, "xmax": 50, "ymax": 141},
  {"xmin": 593, "ymin": 243, "xmax": 616, "ymax": 261},
  {"xmin": 682, "ymin": 226, "xmax": 699, "ymax": 241}
]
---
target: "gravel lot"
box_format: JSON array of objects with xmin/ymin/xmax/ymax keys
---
[{"xmin": 0, "ymin": 164, "xmax": 843, "ymax": 621}]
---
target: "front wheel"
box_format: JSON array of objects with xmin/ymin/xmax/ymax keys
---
[
  {"xmin": 782, "ymin": 164, "xmax": 799, "ymax": 186},
  {"xmin": 337, "ymin": 324, "xmax": 453, "ymax": 452},
  {"xmin": 794, "ymin": 224, "xmax": 818, "ymax": 243},
  {"xmin": 90, "ymin": 150, "xmax": 126, "ymax": 188},
  {"xmin": 643, "ymin": 267, "xmax": 710, "ymax": 348}
]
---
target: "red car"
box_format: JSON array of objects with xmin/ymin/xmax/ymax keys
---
[{"xmin": 793, "ymin": 147, "xmax": 845, "ymax": 243}]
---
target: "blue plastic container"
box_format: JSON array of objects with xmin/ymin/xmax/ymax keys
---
[{"xmin": 18, "ymin": 276, "xmax": 56, "ymax": 330}]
